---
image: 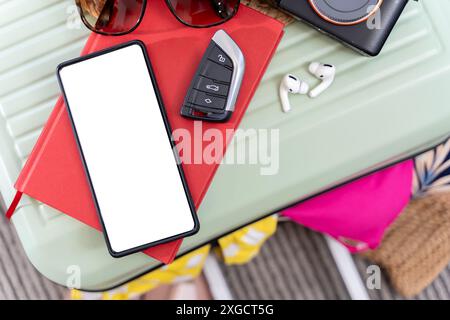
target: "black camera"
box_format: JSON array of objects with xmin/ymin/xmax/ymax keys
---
[{"xmin": 276, "ymin": 0, "xmax": 409, "ymax": 56}]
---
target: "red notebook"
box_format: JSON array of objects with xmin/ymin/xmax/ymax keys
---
[{"xmin": 7, "ymin": 1, "xmax": 284, "ymax": 264}]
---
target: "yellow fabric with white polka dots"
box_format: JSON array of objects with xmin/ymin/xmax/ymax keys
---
[{"xmin": 215, "ymin": 215, "xmax": 278, "ymax": 264}]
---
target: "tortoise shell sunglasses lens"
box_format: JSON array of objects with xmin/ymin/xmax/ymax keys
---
[
  {"xmin": 165, "ymin": 0, "xmax": 240, "ymax": 28},
  {"xmin": 76, "ymin": 0, "xmax": 146, "ymax": 35}
]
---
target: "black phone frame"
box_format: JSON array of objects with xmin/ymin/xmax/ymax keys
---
[{"xmin": 56, "ymin": 40, "xmax": 200, "ymax": 258}]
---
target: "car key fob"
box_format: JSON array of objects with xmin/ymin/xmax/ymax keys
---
[{"xmin": 180, "ymin": 30, "xmax": 245, "ymax": 122}]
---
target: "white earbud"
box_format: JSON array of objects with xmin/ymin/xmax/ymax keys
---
[
  {"xmin": 308, "ymin": 62, "xmax": 336, "ymax": 98},
  {"xmin": 279, "ymin": 74, "xmax": 309, "ymax": 113}
]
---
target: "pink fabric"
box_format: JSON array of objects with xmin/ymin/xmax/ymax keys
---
[{"xmin": 282, "ymin": 160, "xmax": 414, "ymax": 252}]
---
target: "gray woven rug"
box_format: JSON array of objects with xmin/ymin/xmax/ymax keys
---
[
  {"xmin": 0, "ymin": 215, "xmax": 66, "ymax": 300},
  {"xmin": 220, "ymin": 222, "xmax": 450, "ymax": 300}
]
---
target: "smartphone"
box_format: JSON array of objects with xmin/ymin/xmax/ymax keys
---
[{"xmin": 57, "ymin": 41, "xmax": 199, "ymax": 258}]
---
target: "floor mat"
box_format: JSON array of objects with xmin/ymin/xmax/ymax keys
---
[
  {"xmin": 0, "ymin": 215, "xmax": 66, "ymax": 300},
  {"xmin": 220, "ymin": 222, "xmax": 350, "ymax": 299}
]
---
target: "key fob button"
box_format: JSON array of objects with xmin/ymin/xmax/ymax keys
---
[
  {"xmin": 199, "ymin": 61, "xmax": 232, "ymax": 84},
  {"xmin": 194, "ymin": 77, "xmax": 229, "ymax": 97},
  {"xmin": 188, "ymin": 90, "xmax": 227, "ymax": 110},
  {"xmin": 209, "ymin": 45, "xmax": 233, "ymax": 69},
  {"xmin": 186, "ymin": 104, "xmax": 225, "ymax": 115}
]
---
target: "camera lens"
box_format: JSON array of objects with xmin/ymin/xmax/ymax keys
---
[{"xmin": 309, "ymin": 0, "xmax": 383, "ymax": 25}]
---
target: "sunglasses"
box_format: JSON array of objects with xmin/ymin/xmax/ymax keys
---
[{"xmin": 75, "ymin": 0, "xmax": 240, "ymax": 36}]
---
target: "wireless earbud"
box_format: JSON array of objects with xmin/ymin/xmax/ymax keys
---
[
  {"xmin": 308, "ymin": 62, "xmax": 336, "ymax": 98},
  {"xmin": 279, "ymin": 74, "xmax": 309, "ymax": 113}
]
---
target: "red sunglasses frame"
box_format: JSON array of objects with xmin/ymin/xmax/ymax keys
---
[{"xmin": 75, "ymin": 0, "xmax": 240, "ymax": 36}]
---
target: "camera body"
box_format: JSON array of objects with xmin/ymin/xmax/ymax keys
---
[{"xmin": 276, "ymin": 0, "xmax": 409, "ymax": 56}]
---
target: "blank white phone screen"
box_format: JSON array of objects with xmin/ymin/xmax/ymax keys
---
[{"xmin": 58, "ymin": 43, "xmax": 196, "ymax": 255}]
